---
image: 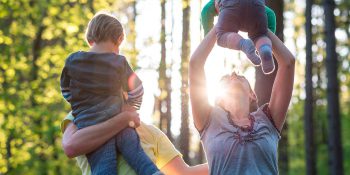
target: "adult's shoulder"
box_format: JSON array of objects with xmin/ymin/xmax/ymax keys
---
[
  {"xmin": 253, "ymin": 103, "xmax": 281, "ymax": 136},
  {"xmin": 136, "ymin": 123, "xmax": 166, "ymax": 143},
  {"xmin": 137, "ymin": 123, "xmax": 163, "ymax": 135},
  {"xmin": 60, "ymin": 112, "xmax": 74, "ymax": 133},
  {"xmin": 200, "ymin": 106, "xmax": 226, "ymax": 137}
]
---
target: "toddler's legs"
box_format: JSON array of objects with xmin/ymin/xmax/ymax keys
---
[
  {"xmin": 216, "ymin": 5, "xmax": 261, "ymax": 66},
  {"xmin": 255, "ymin": 36, "xmax": 275, "ymax": 74},
  {"xmin": 86, "ymin": 137, "xmax": 118, "ymax": 175},
  {"xmin": 116, "ymin": 127, "xmax": 163, "ymax": 175},
  {"xmin": 217, "ymin": 32, "xmax": 261, "ymax": 66},
  {"xmin": 245, "ymin": 0, "xmax": 274, "ymax": 74}
]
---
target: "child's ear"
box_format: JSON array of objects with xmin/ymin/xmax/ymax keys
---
[
  {"xmin": 88, "ymin": 41, "xmax": 94, "ymax": 47},
  {"xmin": 117, "ymin": 34, "xmax": 124, "ymax": 46}
]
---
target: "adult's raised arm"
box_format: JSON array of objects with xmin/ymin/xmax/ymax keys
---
[
  {"xmin": 189, "ymin": 28, "xmax": 216, "ymax": 132},
  {"xmin": 267, "ymin": 31, "xmax": 295, "ymax": 132},
  {"xmin": 62, "ymin": 111, "xmax": 140, "ymax": 158}
]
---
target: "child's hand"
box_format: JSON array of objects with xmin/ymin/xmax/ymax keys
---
[
  {"xmin": 123, "ymin": 111, "xmax": 141, "ymax": 128},
  {"xmin": 122, "ymin": 104, "xmax": 136, "ymax": 112},
  {"xmin": 215, "ymin": 0, "xmax": 219, "ymax": 13}
]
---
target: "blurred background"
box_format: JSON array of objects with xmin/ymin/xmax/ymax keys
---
[{"xmin": 0, "ymin": 0, "xmax": 349, "ymax": 174}]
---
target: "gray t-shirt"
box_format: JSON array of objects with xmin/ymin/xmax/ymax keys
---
[{"xmin": 201, "ymin": 104, "xmax": 281, "ymax": 175}]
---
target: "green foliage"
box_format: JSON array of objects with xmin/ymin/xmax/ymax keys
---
[
  {"xmin": 0, "ymin": 0, "xmax": 123, "ymax": 174},
  {"xmin": 287, "ymin": 100, "xmax": 306, "ymax": 175},
  {"xmin": 0, "ymin": 0, "xmax": 349, "ymax": 174},
  {"xmin": 286, "ymin": 0, "xmax": 350, "ymax": 174}
]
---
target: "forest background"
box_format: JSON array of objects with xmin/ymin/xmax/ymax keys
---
[{"xmin": 0, "ymin": 0, "xmax": 349, "ymax": 174}]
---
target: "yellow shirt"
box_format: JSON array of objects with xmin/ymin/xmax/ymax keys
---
[{"xmin": 61, "ymin": 113, "xmax": 181, "ymax": 175}]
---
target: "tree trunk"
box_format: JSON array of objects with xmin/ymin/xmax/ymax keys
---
[
  {"xmin": 121, "ymin": 0, "xmax": 138, "ymax": 68},
  {"xmin": 31, "ymin": 8, "xmax": 48, "ymax": 172},
  {"xmin": 304, "ymin": 0, "xmax": 317, "ymax": 174},
  {"xmin": 255, "ymin": 1, "xmax": 288, "ymax": 174},
  {"xmin": 255, "ymin": 0, "xmax": 283, "ymax": 106},
  {"xmin": 88, "ymin": 0, "xmax": 95, "ymax": 13},
  {"xmin": 158, "ymin": 0, "xmax": 166, "ymax": 130},
  {"xmin": 179, "ymin": 0, "xmax": 191, "ymax": 164},
  {"xmin": 165, "ymin": 74, "xmax": 173, "ymax": 141},
  {"xmin": 2, "ymin": 68, "xmax": 13, "ymax": 172},
  {"xmin": 323, "ymin": 0, "xmax": 344, "ymax": 174},
  {"xmin": 197, "ymin": 142, "xmax": 205, "ymax": 164},
  {"xmin": 158, "ymin": 0, "xmax": 173, "ymax": 141},
  {"xmin": 130, "ymin": 0, "xmax": 138, "ymax": 68}
]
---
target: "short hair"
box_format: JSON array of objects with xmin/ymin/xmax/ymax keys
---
[{"xmin": 85, "ymin": 11, "xmax": 124, "ymax": 45}]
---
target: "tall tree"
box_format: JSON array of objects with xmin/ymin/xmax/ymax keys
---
[
  {"xmin": 323, "ymin": 0, "xmax": 344, "ymax": 174},
  {"xmin": 179, "ymin": 0, "xmax": 191, "ymax": 164},
  {"xmin": 304, "ymin": 0, "xmax": 317, "ymax": 174},
  {"xmin": 255, "ymin": 1, "xmax": 288, "ymax": 174},
  {"xmin": 254, "ymin": 2, "xmax": 283, "ymax": 111},
  {"xmin": 121, "ymin": 0, "xmax": 138, "ymax": 68},
  {"xmin": 158, "ymin": 0, "xmax": 173, "ymax": 141}
]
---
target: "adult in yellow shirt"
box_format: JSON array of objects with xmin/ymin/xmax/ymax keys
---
[{"xmin": 61, "ymin": 110, "xmax": 208, "ymax": 175}]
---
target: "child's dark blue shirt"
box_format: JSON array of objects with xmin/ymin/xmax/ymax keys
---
[{"xmin": 60, "ymin": 51, "xmax": 143, "ymax": 129}]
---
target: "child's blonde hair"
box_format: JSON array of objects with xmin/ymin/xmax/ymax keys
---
[{"xmin": 85, "ymin": 11, "xmax": 124, "ymax": 45}]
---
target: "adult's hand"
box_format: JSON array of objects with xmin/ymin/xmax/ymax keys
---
[
  {"xmin": 124, "ymin": 110, "xmax": 141, "ymax": 128},
  {"xmin": 62, "ymin": 111, "xmax": 140, "ymax": 158},
  {"xmin": 122, "ymin": 104, "xmax": 140, "ymax": 128}
]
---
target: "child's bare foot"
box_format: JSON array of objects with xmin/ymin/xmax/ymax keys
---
[
  {"xmin": 239, "ymin": 39, "xmax": 261, "ymax": 66},
  {"xmin": 258, "ymin": 44, "xmax": 275, "ymax": 74}
]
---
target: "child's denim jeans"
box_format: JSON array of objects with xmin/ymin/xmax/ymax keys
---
[{"xmin": 86, "ymin": 127, "xmax": 161, "ymax": 175}]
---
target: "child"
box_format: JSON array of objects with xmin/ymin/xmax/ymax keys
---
[
  {"xmin": 201, "ymin": 0, "xmax": 277, "ymax": 74},
  {"xmin": 60, "ymin": 12, "xmax": 163, "ymax": 175}
]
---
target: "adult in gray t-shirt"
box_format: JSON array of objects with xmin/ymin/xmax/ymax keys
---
[
  {"xmin": 189, "ymin": 28, "xmax": 295, "ymax": 175},
  {"xmin": 201, "ymin": 104, "xmax": 280, "ymax": 174}
]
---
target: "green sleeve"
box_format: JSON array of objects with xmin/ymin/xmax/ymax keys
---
[
  {"xmin": 201, "ymin": 0, "xmax": 217, "ymax": 36},
  {"xmin": 265, "ymin": 6, "xmax": 276, "ymax": 33}
]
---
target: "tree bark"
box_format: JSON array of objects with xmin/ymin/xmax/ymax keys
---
[
  {"xmin": 255, "ymin": 1, "xmax": 288, "ymax": 174},
  {"xmin": 255, "ymin": 0, "xmax": 284, "ymax": 106},
  {"xmin": 179, "ymin": 0, "xmax": 191, "ymax": 164},
  {"xmin": 130, "ymin": 0, "xmax": 138, "ymax": 68},
  {"xmin": 304, "ymin": 0, "xmax": 317, "ymax": 174},
  {"xmin": 158, "ymin": 0, "xmax": 173, "ymax": 142},
  {"xmin": 88, "ymin": 0, "xmax": 95, "ymax": 14},
  {"xmin": 323, "ymin": 0, "xmax": 344, "ymax": 174}
]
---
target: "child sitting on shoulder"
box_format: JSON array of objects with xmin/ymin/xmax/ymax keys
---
[{"xmin": 60, "ymin": 11, "xmax": 163, "ymax": 175}]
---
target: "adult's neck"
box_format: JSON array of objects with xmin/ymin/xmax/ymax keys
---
[
  {"xmin": 90, "ymin": 42, "xmax": 119, "ymax": 55},
  {"xmin": 227, "ymin": 96, "xmax": 250, "ymax": 121}
]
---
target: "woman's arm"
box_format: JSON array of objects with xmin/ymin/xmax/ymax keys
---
[
  {"xmin": 267, "ymin": 31, "xmax": 295, "ymax": 132},
  {"xmin": 62, "ymin": 111, "xmax": 140, "ymax": 158},
  {"xmin": 161, "ymin": 156, "xmax": 209, "ymax": 175},
  {"xmin": 189, "ymin": 28, "xmax": 216, "ymax": 132}
]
